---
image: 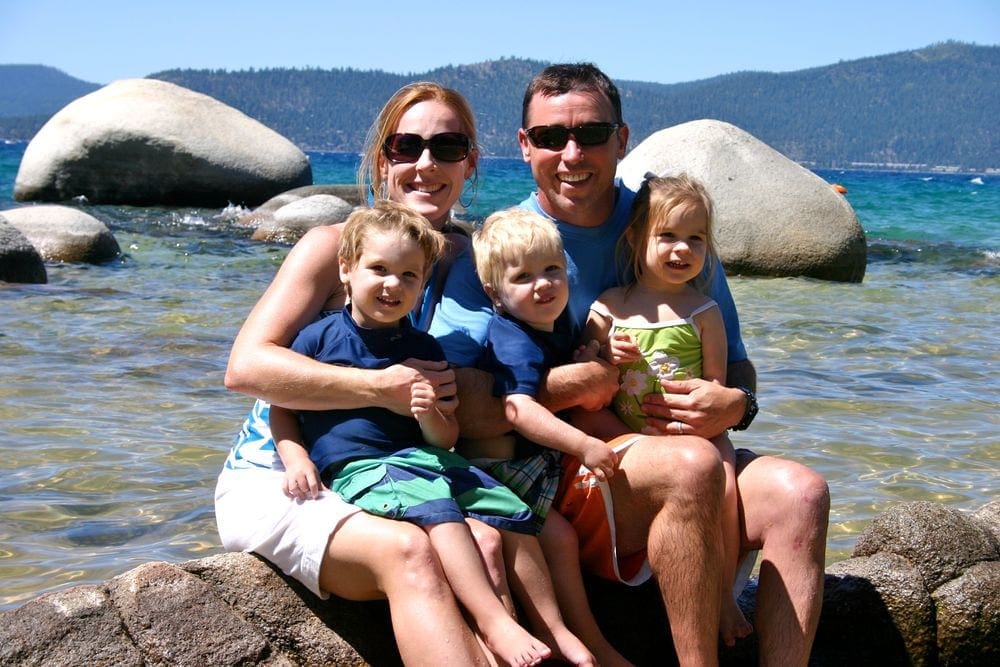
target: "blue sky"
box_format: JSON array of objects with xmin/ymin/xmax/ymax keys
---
[{"xmin": 1, "ymin": 0, "xmax": 997, "ymax": 85}]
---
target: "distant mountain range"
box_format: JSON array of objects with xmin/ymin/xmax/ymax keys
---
[{"xmin": 1, "ymin": 41, "xmax": 997, "ymax": 171}]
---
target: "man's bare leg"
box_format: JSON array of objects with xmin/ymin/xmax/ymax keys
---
[
  {"xmin": 736, "ymin": 451, "xmax": 830, "ymax": 667},
  {"xmin": 611, "ymin": 435, "xmax": 726, "ymax": 667}
]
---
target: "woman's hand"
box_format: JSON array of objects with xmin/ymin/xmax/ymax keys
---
[{"xmin": 383, "ymin": 359, "xmax": 456, "ymax": 416}]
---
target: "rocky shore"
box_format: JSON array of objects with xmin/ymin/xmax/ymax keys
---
[{"xmin": 2, "ymin": 500, "xmax": 996, "ymax": 666}]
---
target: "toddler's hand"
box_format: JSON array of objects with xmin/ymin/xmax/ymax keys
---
[
  {"xmin": 608, "ymin": 332, "xmax": 641, "ymax": 365},
  {"xmin": 410, "ymin": 380, "xmax": 436, "ymax": 418},
  {"xmin": 582, "ymin": 439, "xmax": 618, "ymax": 482},
  {"xmin": 282, "ymin": 461, "xmax": 324, "ymax": 501}
]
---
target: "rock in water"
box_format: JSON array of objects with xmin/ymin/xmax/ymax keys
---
[
  {"xmin": 14, "ymin": 78, "xmax": 312, "ymax": 207},
  {"xmin": 618, "ymin": 119, "xmax": 867, "ymax": 283},
  {"xmin": 2, "ymin": 205, "xmax": 120, "ymax": 263},
  {"xmin": 0, "ymin": 214, "xmax": 47, "ymax": 283}
]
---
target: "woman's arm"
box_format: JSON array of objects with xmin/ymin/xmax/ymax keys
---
[{"xmin": 224, "ymin": 225, "xmax": 453, "ymax": 414}]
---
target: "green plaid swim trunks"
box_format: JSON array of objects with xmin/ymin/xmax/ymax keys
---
[{"xmin": 329, "ymin": 446, "xmax": 535, "ymax": 534}]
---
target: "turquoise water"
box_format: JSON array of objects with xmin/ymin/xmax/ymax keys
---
[{"xmin": 1, "ymin": 142, "xmax": 998, "ymax": 610}]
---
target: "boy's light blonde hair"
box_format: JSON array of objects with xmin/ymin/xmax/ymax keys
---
[
  {"xmin": 622, "ymin": 173, "xmax": 718, "ymax": 292},
  {"xmin": 473, "ymin": 208, "xmax": 565, "ymax": 294},
  {"xmin": 339, "ymin": 201, "xmax": 446, "ymax": 278}
]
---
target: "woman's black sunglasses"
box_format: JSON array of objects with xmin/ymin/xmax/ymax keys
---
[
  {"xmin": 524, "ymin": 123, "xmax": 621, "ymax": 151},
  {"xmin": 383, "ymin": 132, "xmax": 471, "ymax": 163}
]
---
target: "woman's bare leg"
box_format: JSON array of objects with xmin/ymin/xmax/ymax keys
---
[{"xmin": 319, "ymin": 511, "xmax": 488, "ymax": 665}]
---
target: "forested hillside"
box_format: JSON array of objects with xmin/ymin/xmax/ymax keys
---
[{"xmin": 1, "ymin": 42, "xmax": 996, "ymax": 170}]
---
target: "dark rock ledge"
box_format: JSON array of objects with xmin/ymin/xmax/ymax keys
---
[{"xmin": 2, "ymin": 500, "xmax": 997, "ymax": 666}]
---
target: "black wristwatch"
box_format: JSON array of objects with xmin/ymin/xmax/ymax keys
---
[{"xmin": 730, "ymin": 386, "xmax": 758, "ymax": 431}]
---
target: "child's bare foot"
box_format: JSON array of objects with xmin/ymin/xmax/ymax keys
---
[
  {"xmin": 536, "ymin": 624, "xmax": 597, "ymax": 667},
  {"xmin": 720, "ymin": 596, "xmax": 754, "ymax": 647},
  {"xmin": 481, "ymin": 614, "xmax": 551, "ymax": 667}
]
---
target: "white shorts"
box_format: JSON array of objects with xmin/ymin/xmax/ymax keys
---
[{"xmin": 214, "ymin": 466, "xmax": 362, "ymax": 599}]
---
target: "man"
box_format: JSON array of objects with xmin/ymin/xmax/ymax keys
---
[{"xmin": 514, "ymin": 63, "xmax": 830, "ymax": 667}]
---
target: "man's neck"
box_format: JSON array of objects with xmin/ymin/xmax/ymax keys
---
[{"xmin": 537, "ymin": 189, "xmax": 617, "ymax": 229}]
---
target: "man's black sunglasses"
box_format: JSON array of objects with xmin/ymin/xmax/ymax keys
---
[
  {"xmin": 524, "ymin": 123, "xmax": 622, "ymax": 150},
  {"xmin": 383, "ymin": 132, "xmax": 471, "ymax": 163}
]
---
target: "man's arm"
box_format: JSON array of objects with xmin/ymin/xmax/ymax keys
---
[{"xmin": 454, "ymin": 360, "xmax": 619, "ymax": 439}]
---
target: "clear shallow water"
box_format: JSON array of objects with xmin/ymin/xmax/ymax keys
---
[{"xmin": 1, "ymin": 143, "xmax": 998, "ymax": 610}]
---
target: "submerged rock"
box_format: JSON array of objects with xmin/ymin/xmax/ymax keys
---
[
  {"xmin": 618, "ymin": 119, "xmax": 867, "ymax": 283},
  {"xmin": 14, "ymin": 78, "xmax": 312, "ymax": 207}
]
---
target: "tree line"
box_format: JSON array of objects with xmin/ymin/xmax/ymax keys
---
[{"xmin": 1, "ymin": 42, "xmax": 996, "ymax": 170}]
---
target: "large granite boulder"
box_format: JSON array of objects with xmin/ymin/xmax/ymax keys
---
[
  {"xmin": 14, "ymin": 78, "xmax": 312, "ymax": 207},
  {"xmin": 0, "ymin": 213, "xmax": 47, "ymax": 283},
  {"xmin": 618, "ymin": 120, "xmax": 867, "ymax": 283},
  {"xmin": 1, "ymin": 205, "xmax": 120, "ymax": 263}
]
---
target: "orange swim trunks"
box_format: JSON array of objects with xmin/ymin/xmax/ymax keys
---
[{"xmin": 554, "ymin": 434, "xmax": 652, "ymax": 585}]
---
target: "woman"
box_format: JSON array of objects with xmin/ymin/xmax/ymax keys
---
[{"xmin": 216, "ymin": 83, "xmax": 503, "ymax": 665}]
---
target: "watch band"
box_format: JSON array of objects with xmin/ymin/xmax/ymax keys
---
[{"xmin": 731, "ymin": 386, "xmax": 758, "ymax": 431}]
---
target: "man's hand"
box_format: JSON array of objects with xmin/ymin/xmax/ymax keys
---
[{"xmin": 642, "ymin": 378, "xmax": 746, "ymax": 439}]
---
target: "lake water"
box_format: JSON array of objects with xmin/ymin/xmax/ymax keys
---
[{"xmin": 1, "ymin": 142, "xmax": 998, "ymax": 610}]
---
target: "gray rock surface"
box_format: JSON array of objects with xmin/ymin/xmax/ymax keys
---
[
  {"xmin": 0, "ymin": 214, "xmax": 47, "ymax": 283},
  {"xmin": 2, "ymin": 501, "xmax": 996, "ymax": 665},
  {"xmin": 618, "ymin": 119, "xmax": 867, "ymax": 282},
  {"xmin": 1, "ymin": 205, "xmax": 120, "ymax": 263},
  {"xmin": 14, "ymin": 78, "xmax": 312, "ymax": 207},
  {"xmin": 854, "ymin": 501, "xmax": 999, "ymax": 590}
]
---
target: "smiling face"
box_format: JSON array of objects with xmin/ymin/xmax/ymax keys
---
[
  {"xmin": 380, "ymin": 100, "xmax": 477, "ymax": 229},
  {"xmin": 518, "ymin": 90, "xmax": 628, "ymax": 228},
  {"xmin": 339, "ymin": 230, "xmax": 428, "ymax": 329},
  {"xmin": 488, "ymin": 248, "xmax": 569, "ymax": 332},
  {"xmin": 631, "ymin": 201, "xmax": 710, "ymax": 292}
]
